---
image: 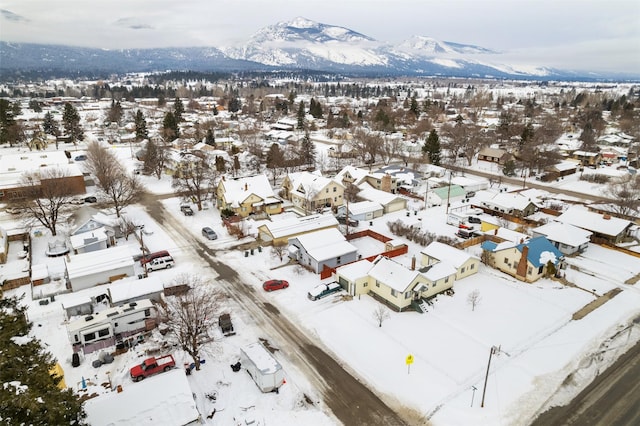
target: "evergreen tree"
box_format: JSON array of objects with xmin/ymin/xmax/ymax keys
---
[
  {"xmin": 11, "ymin": 100, "xmax": 21, "ymax": 117},
  {"xmin": 520, "ymin": 122, "xmax": 534, "ymax": 147},
  {"xmin": 42, "ymin": 112, "xmax": 60, "ymax": 137},
  {"xmin": 29, "ymin": 99, "xmax": 43, "ymax": 112},
  {"xmin": 297, "ymin": 100, "xmax": 305, "ymax": 130},
  {"xmin": 0, "ymin": 292, "xmax": 86, "ymax": 425},
  {"xmin": 422, "ymin": 129, "xmax": 441, "ymax": 166},
  {"xmin": 0, "ymin": 98, "xmax": 16, "ymax": 145},
  {"xmin": 410, "ymin": 97, "xmax": 420, "ymax": 117},
  {"xmin": 173, "ymin": 97, "xmax": 184, "ymax": 122},
  {"xmin": 503, "ymin": 159, "xmax": 517, "ymax": 176},
  {"xmin": 215, "ymin": 155, "xmax": 226, "ymax": 172},
  {"xmin": 62, "ymin": 102, "xmax": 84, "ymax": 145},
  {"xmin": 228, "ymin": 95, "xmax": 242, "ymax": 113},
  {"xmin": 298, "ymin": 131, "xmax": 316, "ymax": 167},
  {"xmin": 134, "ymin": 109, "xmax": 148, "ymax": 141},
  {"xmin": 162, "ymin": 111, "xmax": 179, "ymax": 140},
  {"xmin": 205, "ymin": 128, "xmax": 215, "ymax": 146}
]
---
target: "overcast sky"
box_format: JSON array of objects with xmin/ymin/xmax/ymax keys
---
[{"xmin": 1, "ymin": 0, "xmax": 638, "ymax": 74}]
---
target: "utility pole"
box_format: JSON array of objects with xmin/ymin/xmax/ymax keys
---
[
  {"xmin": 481, "ymin": 345, "xmax": 498, "ymax": 407},
  {"xmin": 424, "ymin": 177, "xmax": 430, "ymax": 209},
  {"xmin": 446, "ymin": 169, "xmax": 453, "ymax": 215}
]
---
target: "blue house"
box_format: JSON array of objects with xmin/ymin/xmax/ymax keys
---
[{"xmin": 481, "ymin": 236, "xmax": 564, "ymax": 282}]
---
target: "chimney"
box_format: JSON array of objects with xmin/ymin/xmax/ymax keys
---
[
  {"xmin": 516, "ymin": 245, "xmax": 529, "ymax": 279},
  {"xmin": 603, "ymin": 214, "xmax": 611, "ymax": 220},
  {"xmin": 494, "ymin": 228, "xmax": 498, "ymax": 235},
  {"xmin": 381, "ymin": 173, "xmax": 392, "ymax": 192},
  {"xmin": 411, "ymin": 255, "xmax": 416, "ymax": 271}
]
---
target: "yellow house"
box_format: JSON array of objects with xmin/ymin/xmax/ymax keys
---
[
  {"xmin": 281, "ymin": 172, "xmax": 345, "ymax": 214},
  {"xmin": 334, "ymin": 255, "xmax": 457, "ymax": 311},
  {"xmin": 216, "ymin": 174, "xmax": 282, "ymax": 218},
  {"xmin": 420, "ymin": 241, "xmax": 479, "ymax": 280}
]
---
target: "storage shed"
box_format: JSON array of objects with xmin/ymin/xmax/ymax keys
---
[{"xmin": 65, "ymin": 246, "xmax": 135, "ymax": 292}]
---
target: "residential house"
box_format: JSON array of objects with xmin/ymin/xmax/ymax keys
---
[
  {"xmin": 288, "ymin": 228, "xmax": 359, "ymax": 273},
  {"xmin": 281, "ymin": 171, "xmax": 345, "ymax": 214},
  {"xmin": 257, "ymin": 213, "xmax": 339, "ymax": 245},
  {"xmin": 365, "ymin": 255, "xmax": 456, "ymax": 311},
  {"xmin": 531, "ymin": 221, "xmax": 592, "ymax": 255},
  {"xmin": 570, "ymin": 150, "xmax": 602, "ymax": 167},
  {"xmin": 72, "ymin": 212, "xmax": 121, "ymax": 241},
  {"xmin": 374, "ymin": 165, "xmax": 422, "ymax": 193},
  {"xmin": 556, "ymin": 206, "xmax": 632, "ymax": 244},
  {"xmin": 335, "ymin": 165, "xmax": 399, "ymax": 193},
  {"xmin": 481, "ymin": 192, "xmax": 538, "ymax": 217},
  {"xmin": 216, "ymin": 174, "xmax": 283, "ymax": 218},
  {"xmin": 420, "ymin": 241, "xmax": 479, "ymax": 280},
  {"xmin": 481, "ymin": 236, "xmax": 564, "ymax": 283},
  {"xmin": 431, "ymin": 185, "xmax": 467, "ymax": 207},
  {"xmin": 356, "ymin": 183, "xmax": 407, "ymax": 214},
  {"xmin": 477, "ymin": 147, "xmax": 513, "ymax": 165}
]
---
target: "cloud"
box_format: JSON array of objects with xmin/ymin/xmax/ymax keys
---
[
  {"xmin": 114, "ymin": 17, "xmax": 153, "ymax": 30},
  {"xmin": 0, "ymin": 9, "xmax": 29, "ymax": 23}
]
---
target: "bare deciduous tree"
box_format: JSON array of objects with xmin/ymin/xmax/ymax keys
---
[
  {"xmin": 604, "ymin": 174, "xmax": 640, "ymax": 217},
  {"xmin": 12, "ymin": 168, "xmax": 79, "ymax": 236},
  {"xmin": 270, "ymin": 242, "xmax": 288, "ymax": 262},
  {"xmin": 85, "ymin": 141, "xmax": 146, "ymax": 217},
  {"xmin": 143, "ymin": 138, "xmax": 170, "ymax": 179},
  {"xmin": 373, "ymin": 304, "xmax": 391, "ymax": 327},
  {"xmin": 467, "ymin": 289, "xmax": 482, "ymax": 311},
  {"xmin": 172, "ymin": 154, "xmax": 215, "ymax": 211},
  {"xmin": 157, "ymin": 275, "xmax": 224, "ymax": 371}
]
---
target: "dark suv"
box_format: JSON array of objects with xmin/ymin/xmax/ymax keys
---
[{"xmin": 180, "ymin": 205, "xmax": 194, "ymax": 216}]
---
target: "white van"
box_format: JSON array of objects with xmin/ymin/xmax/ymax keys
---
[{"xmin": 146, "ymin": 256, "xmax": 174, "ymax": 272}]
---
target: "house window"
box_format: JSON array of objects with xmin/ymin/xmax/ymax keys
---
[
  {"xmin": 98, "ymin": 328, "xmax": 110, "ymax": 337},
  {"xmin": 461, "ymin": 267, "xmax": 465, "ymax": 273},
  {"xmin": 445, "ymin": 276, "xmax": 449, "ymax": 283},
  {"xmin": 405, "ymin": 292, "xmax": 411, "ymax": 299},
  {"xmin": 391, "ymin": 289, "xmax": 397, "ymax": 297},
  {"xmin": 470, "ymin": 264, "xmax": 475, "ymax": 269},
  {"xmin": 538, "ymin": 265, "xmax": 543, "ymax": 274},
  {"xmin": 375, "ymin": 281, "xmax": 380, "ymax": 288},
  {"xmin": 336, "ymin": 256, "xmax": 341, "ymax": 265},
  {"xmin": 333, "ymin": 187, "xmax": 336, "ymax": 192},
  {"xmin": 504, "ymin": 257, "xmax": 509, "ymax": 264},
  {"xmin": 326, "ymin": 188, "xmax": 329, "ymax": 193},
  {"xmin": 363, "ymin": 282, "xmax": 368, "ymax": 287},
  {"xmin": 529, "ymin": 267, "xmax": 533, "ymax": 275}
]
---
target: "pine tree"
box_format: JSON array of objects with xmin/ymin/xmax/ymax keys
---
[
  {"xmin": 134, "ymin": 110, "xmax": 148, "ymax": 141},
  {"xmin": 298, "ymin": 131, "xmax": 316, "ymax": 167},
  {"xmin": 422, "ymin": 129, "xmax": 441, "ymax": 166},
  {"xmin": 0, "ymin": 292, "xmax": 86, "ymax": 425},
  {"xmin": 173, "ymin": 98, "xmax": 184, "ymax": 122},
  {"xmin": 297, "ymin": 101, "xmax": 305, "ymax": 130},
  {"xmin": 42, "ymin": 111, "xmax": 60, "ymax": 137},
  {"xmin": 62, "ymin": 102, "xmax": 84, "ymax": 145},
  {"xmin": 107, "ymin": 99, "xmax": 123, "ymax": 125},
  {"xmin": 205, "ymin": 128, "xmax": 215, "ymax": 146},
  {"xmin": 162, "ymin": 111, "xmax": 179, "ymax": 140}
]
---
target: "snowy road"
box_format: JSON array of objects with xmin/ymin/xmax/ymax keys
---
[{"xmin": 142, "ymin": 195, "xmax": 413, "ymax": 426}]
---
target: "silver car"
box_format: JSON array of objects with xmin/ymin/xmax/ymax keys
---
[{"xmin": 202, "ymin": 227, "xmax": 217, "ymax": 240}]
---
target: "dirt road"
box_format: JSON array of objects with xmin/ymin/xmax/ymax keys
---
[{"xmin": 143, "ymin": 197, "xmax": 418, "ymax": 426}]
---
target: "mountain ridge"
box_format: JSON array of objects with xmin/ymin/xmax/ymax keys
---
[{"xmin": 0, "ymin": 17, "xmax": 634, "ymax": 80}]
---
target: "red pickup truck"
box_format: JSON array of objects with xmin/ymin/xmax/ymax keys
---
[{"xmin": 130, "ymin": 354, "xmax": 176, "ymax": 382}]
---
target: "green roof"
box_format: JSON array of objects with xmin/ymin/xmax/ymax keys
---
[{"xmin": 433, "ymin": 185, "xmax": 466, "ymax": 198}]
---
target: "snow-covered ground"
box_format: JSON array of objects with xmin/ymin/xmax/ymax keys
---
[{"xmin": 3, "ymin": 142, "xmax": 640, "ymax": 426}]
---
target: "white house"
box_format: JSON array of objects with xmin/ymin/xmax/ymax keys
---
[
  {"xmin": 336, "ymin": 200, "xmax": 384, "ymax": 221},
  {"xmin": 66, "ymin": 246, "xmax": 136, "ymax": 292},
  {"xmin": 556, "ymin": 205, "xmax": 632, "ymax": 243},
  {"xmin": 69, "ymin": 228, "xmax": 109, "ymax": 254},
  {"xmin": 420, "ymin": 241, "xmax": 480, "ymax": 280},
  {"xmin": 288, "ymin": 228, "xmax": 359, "ymax": 273},
  {"xmin": 531, "ymin": 221, "xmax": 592, "ymax": 255},
  {"xmin": 357, "ymin": 183, "xmax": 407, "ymax": 213}
]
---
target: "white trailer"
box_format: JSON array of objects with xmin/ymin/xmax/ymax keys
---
[{"xmin": 240, "ymin": 342, "xmax": 285, "ymax": 393}]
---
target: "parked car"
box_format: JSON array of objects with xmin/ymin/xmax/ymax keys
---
[
  {"xmin": 218, "ymin": 313, "xmax": 235, "ymax": 336},
  {"xmin": 140, "ymin": 250, "xmax": 171, "ymax": 265},
  {"xmin": 74, "ymin": 154, "xmax": 87, "ymax": 161},
  {"xmin": 180, "ymin": 205, "xmax": 194, "ymax": 216},
  {"xmin": 308, "ymin": 282, "xmax": 342, "ymax": 301},
  {"xmin": 468, "ymin": 216, "xmax": 482, "ymax": 224},
  {"xmin": 202, "ymin": 227, "xmax": 217, "ymax": 240},
  {"xmin": 146, "ymin": 256, "xmax": 174, "ymax": 272},
  {"xmin": 263, "ymin": 279, "xmax": 289, "ymax": 292},
  {"xmin": 84, "ymin": 196, "xmax": 97, "ymax": 203},
  {"xmin": 129, "ymin": 354, "xmax": 176, "ymax": 382},
  {"xmin": 337, "ymin": 215, "xmax": 359, "ymax": 227}
]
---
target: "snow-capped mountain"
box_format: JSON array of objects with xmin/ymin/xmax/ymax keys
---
[{"xmin": 0, "ymin": 17, "xmax": 624, "ymax": 80}]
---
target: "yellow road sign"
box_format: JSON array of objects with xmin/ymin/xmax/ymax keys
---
[{"xmin": 406, "ymin": 354, "xmax": 414, "ymax": 365}]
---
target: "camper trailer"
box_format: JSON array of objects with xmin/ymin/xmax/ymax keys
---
[
  {"xmin": 67, "ymin": 299, "xmax": 155, "ymax": 346},
  {"xmin": 240, "ymin": 342, "xmax": 285, "ymax": 393}
]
